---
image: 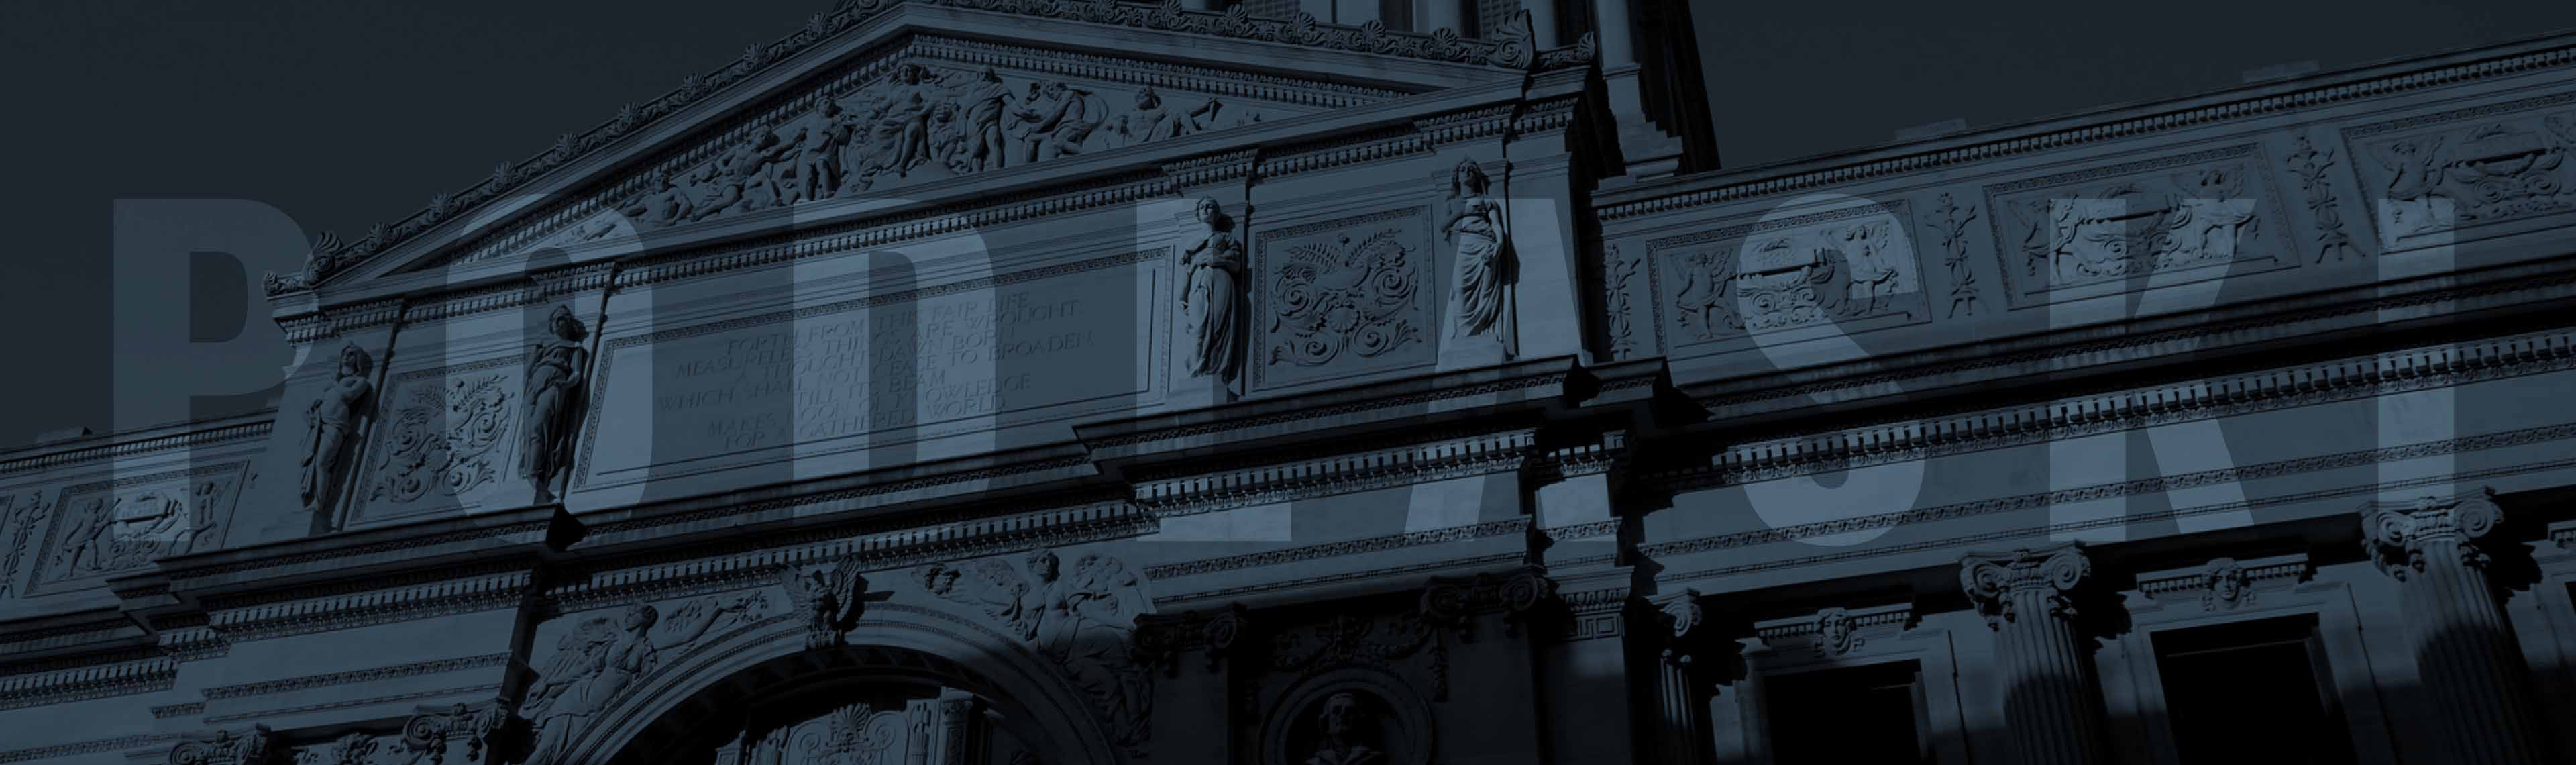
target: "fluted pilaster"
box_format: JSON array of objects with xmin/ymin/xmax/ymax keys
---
[
  {"xmin": 1644, "ymin": 589, "xmax": 1710, "ymax": 765},
  {"xmin": 1961, "ymin": 544, "xmax": 2105, "ymax": 765},
  {"xmin": 2361, "ymin": 489, "xmax": 2546, "ymax": 764}
]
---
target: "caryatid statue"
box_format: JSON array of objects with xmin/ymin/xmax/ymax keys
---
[
  {"xmin": 1305, "ymin": 692, "xmax": 1386, "ymax": 765},
  {"xmin": 301, "ymin": 342, "xmax": 376, "ymax": 515},
  {"xmin": 1179, "ymin": 197, "xmax": 1244, "ymax": 381},
  {"xmin": 521, "ymin": 306, "xmax": 590, "ymax": 505},
  {"xmin": 1442, "ymin": 158, "xmax": 1511, "ymax": 344}
]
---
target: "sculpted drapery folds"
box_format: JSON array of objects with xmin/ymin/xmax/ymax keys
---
[
  {"xmin": 918, "ymin": 549, "xmax": 1154, "ymax": 754},
  {"xmin": 301, "ymin": 342, "xmax": 376, "ymax": 515},
  {"xmin": 1181, "ymin": 197, "xmax": 1246, "ymax": 380},
  {"xmin": 520, "ymin": 596, "xmax": 764, "ymax": 765},
  {"xmin": 1442, "ymin": 158, "xmax": 1510, "ymax": 342},
  {"xmin": 521, "ymin": 306, "xmax": 590, "ymax": 505}
]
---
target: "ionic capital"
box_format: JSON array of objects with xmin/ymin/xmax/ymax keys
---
[
  {"xmin": 1960, "ymin": 543, "xmax": 2092, "ymax": 627},
  {"xmin": 2361, "ymin": 488, "xmax": 2504, "ymax": 579}
]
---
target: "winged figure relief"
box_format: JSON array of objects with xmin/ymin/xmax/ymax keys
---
[
  {"xmin": 916, "ymin": 549, "xmax": 1154, "ymax": 750},
  {"xmin": 783, "ymin": 557, "xmax": 890, "ymax": 650},
  {"xmin": 2372, "ymin": 136, "xmax": 2453, "ymax": 238}
]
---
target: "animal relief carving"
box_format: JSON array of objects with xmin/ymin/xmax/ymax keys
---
[
  {"xmin": 44, "ymin": 476, "xmax": 233, "ymax": 583},
  {"xmin": 1663, "ymin": 205, "xmax": 1925, "ymax": 343},
  {"xmin": 370, "ymin": 374, "xmax": 514, "ymax": 506},
  {"xmin": 2352, "ymin": 113, "xmax": 2576, "ymax": 246},
  {"xmin": 1986, "ymin": 146, "xmax": 2290, "ymax": 303},
  {"xmin": 916, "ymin": 549, "xmax": 1153, "ymax": 754}
]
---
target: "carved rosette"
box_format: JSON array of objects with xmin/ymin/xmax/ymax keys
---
[
  {"xmin": 1959, "ymin": 544, "xmax": 2092, "ymax": 628},
  {"xmin": 1419, "ymin": 566, "xmax": 1557, "ymax": 641},
  {"xmin": 1133, "ymin": 603, "xmax": 1248, "ymax": 676},
  {"xmin": 2361, "ymin": 491, "xmax": 2504, "ymax": 580}
]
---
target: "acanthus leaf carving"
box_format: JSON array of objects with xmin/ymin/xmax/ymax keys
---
[
  {"xmin": 2282, "ymin": 132, "xmax": 2361, "ymax": 263},
  {"xmin": 368, "ymin": 374, "xmax": 514, "ymax": 507},
  {"xmin": 1259, "ymin": 210, "xmax": 1432, "ymax": 386}
]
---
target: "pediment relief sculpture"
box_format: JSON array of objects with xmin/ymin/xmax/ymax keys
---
[{"xmin": 916, "ymin": 548, "xmax": 1153, "ymax": 754}]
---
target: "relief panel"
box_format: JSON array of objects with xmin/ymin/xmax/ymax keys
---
[
  {"xmin": 1984, "ymin": 144, "xmax": 2297, "ymax": 307},
  {"xmin": 575, "ymin": 250, "xmax": 1165, "ymax": 491},
  {"xmin": 1251, "ymin": 207, "xmax": 1437, "ymax": 391},
  {"xmin": 916, "ymin": 548, "xmax": 1155, "ymax": 756},
  {"xmin": 27, "ymin": 464, "xmax": 244, "ymax": 595},
  {"xmin": 2341, "ymin": 94, "xmax": 2576, "ymax": 251},
  {"xmin": 350, "ymin": 360, "xmax": 525, "ymax": 525},
  {"xmin": 1648, "ymin": 199, "xmax": 1929, "ymax": 348}
]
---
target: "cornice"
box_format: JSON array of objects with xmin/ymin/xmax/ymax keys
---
[
  {"xmin": 1152, "ymin": 551, "xmax": 1525, "ymax": 605},
  {"xmin": 1141, "ymin": 517, "xmax": 1529, "ymax": 581},
  {"xmin": 0, "ymin": 733, "xmax": 179, "ymax": 765},
  {"xmin": 1657, "ymin": 325, "xmax": 2576, "ymax": 491},
  {"xmin": 0, "ymin": 415, "xmax": 272, "ymax": 478},
  {"xmin": 1594, "ymin": 30, "xmax": 2576, "ymax": 221},
  {"xmin": 280, "ymin": 0, "xmax": 1589, "ymax": 297},
  {"xmin": 201, "ymin": 566, "xmax": 536, "ymax": 644},
  {"xmin": 199, "ymin": 652, "xmax": 512, "ymax": 701},
  {"xmin": 1134, "ymin": 429, "xmax": 1538, "ymax": 517},
  {"xmin": 0, "ymin": 651, "xmax": 176, "ymax": 711},
  {"xmin": 1078, "ymin": 356, "xmax": 1589, "ymax": 459}
]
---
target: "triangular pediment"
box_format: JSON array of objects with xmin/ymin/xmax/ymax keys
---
[{"xmin": 274, "ymin": 1, "xmax": 1560, "ymax": 296}]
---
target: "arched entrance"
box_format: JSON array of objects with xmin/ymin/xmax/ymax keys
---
[{"xmin": 560, "ymin": 604, "xmax": 1118, "ymax": 765}]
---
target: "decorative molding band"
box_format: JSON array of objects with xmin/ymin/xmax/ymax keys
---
[
  {"xmin": 1162, "ymin": 148, "xmax": 1261, "ymax": 189},
  {"xmin": 551, "ymin": 501, "xmax": 1154, "ymax": 613},
  {"xmin": 1142, "ymin": 517, "xmax": 1530, "ymax": 580},
  {"xmin": 282, "ymin": 297, "xmax": 409, "ymax": 345},
  {"xmin": 1136, "ymin": 430, "xmax": 1536, "ymax": 517},
  {"xmin": 1659, "ymin": 458, "xmax": 2571, "ymax": 589},
  {"xmin": 167, "ymin": 519, "xmax": 553, "ymax": 583},
  {"xmin": 912, "ymin": 35, "xmax": 1400, "ymax": 109},
  {"xmin": 1754, "ymin": 603, "xmax": 1913, "ymax": 656},
  {"xmin": 1540, "ymin": 520, "xmax": 1620, "ymax": 542},
  {"xmin": 572, "ymin": 453, "xmax": 1096, "ymax": 538},
  {"xmin": 200, "ymin": 653, "xmax": 514, "ymax": 701},
  {"xmin": 1666, "ymin": 327, "xmax": 2576, "ymax": 491},
  {"xmin": 0, "ymin": 621, "xmax": 142, "ymax": 658},
  {"xmin": 1647, "ymin": 422, "xmax": 2576, "ymax": 559},
  {"xmin": 0, "ymin": 420, "xmax": 272, "ymax": 477},
  {"xmin": 2139, "ymin": 553, "xmax": 2310, "ymax": 611},
  {"xmin": 159, "ymin": 625, "xmax": 229, "ymax": 662},
  {"xmin": 1152, "ymin": 551, "xmax": 1526, "ymax": 605},
  {"xmin": 202, "ymin": 682, "xmax": 503, "ymax": 725},
  {"xmin": 1254, "ymin": 126, "xmax": 1428, "ymax": 178},
  {"xmin": 152, "ymin": 701, "xmax": 205, "ymax": 719},
  {"xmin": 0, "ymin": 654, "xmax": 176, "ymax": 711},
  {"xmin": 1597, "ymin": 40, "xmax": 2576, "ymax": 221},
  {"xmin": 1415, "ymin": 105, "xmax": 1517, "ymax": 148},
  {"xmin": 204, "ymin": 568, "xmax": 535, "ymax": 643},
  {"xmin": 1089, "ymin": 368, "xmax": 1576, "ymax": 449},
  {"xmin": 0, "ymin": 733, "xmax": 179, "ymax": 765}
]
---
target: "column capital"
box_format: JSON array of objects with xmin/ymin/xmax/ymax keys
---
[
  {"xmin": 1644, "ymin": 587, "xmax": 1705, "ymax": 664},
  {"xmin": 2361, "ymin": 487, "xmax": 2504, "ymax": 578},
  {"xmin": 1959, "ymin": 543, "xmax": 2092, "ymax": 627}
]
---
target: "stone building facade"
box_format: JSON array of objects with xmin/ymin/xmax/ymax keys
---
[{"xmin": 5, "ymin": 2, "xmax": 2575, "ymax": 764}]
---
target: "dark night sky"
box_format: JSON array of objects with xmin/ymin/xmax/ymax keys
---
[{"xmin": 2, "ymin": 1, "xmax": 2573, "ymax": 446}]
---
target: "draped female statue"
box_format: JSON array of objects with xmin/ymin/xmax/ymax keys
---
[
  {"xmin": 521, "ymin": 305, "xmax": 590, "ymax": 505},
  {"xmin": 1179, "ymin": 197, "xmax": 1244, "ymax": 380}
]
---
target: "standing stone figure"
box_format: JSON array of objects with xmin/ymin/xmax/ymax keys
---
[
  {"xmin": 521, "ymin": 306, "xmax": 590, "ymax": 505},
  {"xmin": 301, "ymin": 342, "xmax": 375, "ymax": 515},
  {"xmin": 1305, "ymin": 692, "xmax": 1385, "ymax": 765},
  {"xmin": 1442, "ymin": 158, "xmax": 1510, "ymax": 341},
  {"xmin": 959, "ymin": 67, "xmax": 1016, "ymax": 172},
  {"xmin": 1179, "ymin": 197, "xmax": 1244, "ymax": 380}
]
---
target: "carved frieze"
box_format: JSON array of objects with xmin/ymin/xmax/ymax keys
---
[
  {"xmin": 1986, "ymin": 145, "xmax": 2294, "ymax": 305},
  {"xmin": 1418, "ymin": 566, "xmax": 1558, "ymax": 641},
  {"xmin": 1267, "ymin": 612, "xmax": 1448, "ymax": 701},
  {"xmin": 1254, "ymin": 208, "xmax": 1435, "ymax": 390},
  {"xmin": 0, "ymin": 489, "xmax": 50, "ymax": 598},
  {"xmin": 1652, "ymin": 200, "xmax": 1928, "ymax": 346},
  {"xmin": 365, "ymin": 374, "xmax": 515, "ymax": 508},
  {"xmin": 34, "ymin": 466, "xmax": 241, "ymax": 590},
  {"xmin": 2343, "ymin": 99, "xmax": 2576, "ymax": 249},
  {"xmin": 916, "ymin": 548, "xmax": 1153, "ymax": 754}
]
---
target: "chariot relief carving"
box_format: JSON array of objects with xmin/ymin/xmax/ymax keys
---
[
  {"xmin": 2345, "ymin": 109, "xmax": 2576, "ymax": 246},
  {"xmin": 1986, "ymin": 146, "xmax": 2292, "ymax": 303},
  {"xmin": 367, "ymin": 374, "xmax": 515, "ymax": 507},
  {"xmin": 916, "ymin": 548, "xmax": 1154, "ymax": 754},
  {"xmin": 301, "ymin": 343, "xmax": 376, "ymax": 517},
  {"xmin": 1254, "ymin": 209, "xmax": 1434, "ymax": 389},
  {"xmin": 40, "ymin": 471, "xmax": 237, "ymax": 585},
  {"xmin": 520, "ymin": 594, "xmax": 769, "ymax": 765},
  {"xmin": 604, "ymin": 61, "xmax": 1267, "ymax": 235},
  {"xmin": 1658, "ymin": 202, "xmax": 1927, "ymax": 344}
]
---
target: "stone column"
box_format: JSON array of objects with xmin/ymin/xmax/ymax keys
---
[
  {"xmin": 1644, "ymin": 589, "xmax": 1711, "ymax": 765},
  {"xmin": 1960, "ymin": 544, "xmax": 2106, "ymax": 765},
  {"xmin": 1521, "ymin": 0, "xmax": 1560, "ymax": 48},
  {"xmin": 2361, "ymin": 490, "xmax": 2548, "ymax": 764},
  {"xmin": 1423, "ymin": 0, "xmax": 1465, "ymax": 35},
  {"xmin": 1593, "ymin": 0, "xmax": 1633, "ymax": 66}
]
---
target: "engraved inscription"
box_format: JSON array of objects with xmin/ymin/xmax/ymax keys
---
[{"xmin": 579, "ymin": 254, "xmax": 1156, "ymax": 484}]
